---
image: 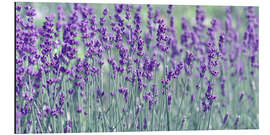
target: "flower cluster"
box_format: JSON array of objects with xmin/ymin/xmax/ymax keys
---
[{"xmin": 15, "ymin": 3, "xmax": 258, "ymax": 133}]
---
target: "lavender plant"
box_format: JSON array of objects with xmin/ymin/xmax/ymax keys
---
[{"xmin": 15, "ymin": 3, "xmax": 259, "ymax": 133}]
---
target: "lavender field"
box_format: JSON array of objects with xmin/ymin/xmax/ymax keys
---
[{"xmin": 15, "ymin": 2, "xmax": 259, "ymax": 133}]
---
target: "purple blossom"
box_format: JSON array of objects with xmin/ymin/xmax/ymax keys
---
[{"xmin": 222, "ymin": 112, "xmax": 229, "ymax": 124}]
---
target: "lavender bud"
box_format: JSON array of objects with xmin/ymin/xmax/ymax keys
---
[
  {"xmin": 234, "ymin": 115, "xmax": 240, "ymax": 126},
  {"xmin": 181, "ymin": 116, "xmax": 186, "ymax": 128},
  {"xmin": 168, "ymin": 95, "xmax": 172, "ymax": 105},
  {"xmin": 239, "ymin": 91, "xmax": 244, "ymax": 101},
  {"xmin": 103, "ymin": 8, "xmax": 109, "ymax": 16},
  {"xmin": 222, "ymin": 112, "xmax": 229, "ymax": 124},
  {"xmin": 143, "ymin": 118, "xmax": 147, "ymax": 129}
]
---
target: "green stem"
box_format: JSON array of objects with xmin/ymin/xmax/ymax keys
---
[{"xmin": 207, "ymin": 107, "xmax": 212, "ymax": 130}]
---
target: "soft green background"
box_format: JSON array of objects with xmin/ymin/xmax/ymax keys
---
[{"xmin": 17, "ymin": 2, "xmax": 259, "ymax": 43}]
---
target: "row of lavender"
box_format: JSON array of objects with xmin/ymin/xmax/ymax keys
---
[{"xmin": 15, "ymin": 3, "xmax": 258, "ymax": 133}]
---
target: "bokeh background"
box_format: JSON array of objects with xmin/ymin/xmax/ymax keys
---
[{"xmin": 16, "ymin": 2, "xmax": 259, "ymax": 44}]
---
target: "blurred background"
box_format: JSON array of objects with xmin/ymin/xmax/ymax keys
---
[{"xmin": 16, "ymin": 2, "xmax": 259, "ymax": 44}]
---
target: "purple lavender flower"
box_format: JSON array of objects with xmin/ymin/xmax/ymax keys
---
[
  {"xmin": 167, "ymin": 5, "xmax": 173, "ymax": 14},
  {"xmin": 191, "ymin": 94, "xmax": 195, "ymax": 104},
  {"xmin": 181, "ymin": 116, "xmax": 186, "ymax": 128},
  {"xmin": 143, "ymin": 118, "xmax": 147, "ymax": 129},
  {"xmin": 168, "ymin": 95, "xmax": 172, "ymax": 106},
  {"xmin": 239, "ymin": 91, "xmax": 244, "ymax": 101},
  {"xmin": 222, "ymin": 112, "xmax": 229, "ymax": 124},
  {"xmin": 103, "ymin": 8, "xmax": 109, "ymax": 16},
  {"xmin": 64, "ymin": 120, "xmax": 72, "ymax": 133},
  {"xmin": 234, "ymin": 115, "xmax": 240, "ymax": 127},
  {"xmin": 16, "ymin": 5, "xmax": 22, "ymax": 11}
]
